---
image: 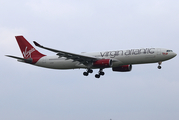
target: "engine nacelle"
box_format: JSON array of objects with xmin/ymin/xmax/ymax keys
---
[
  {"xmin": 93, "ymin": 59, "xmax": 112, "ymax": 68},
  {"xmin": 112, "ymin": 65, "xmax": 132, "ymax": 72}
]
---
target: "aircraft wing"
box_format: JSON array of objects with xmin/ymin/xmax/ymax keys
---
[{"xmin": 33, "ymin": 41, "xmax": 99, "ymax": 65}]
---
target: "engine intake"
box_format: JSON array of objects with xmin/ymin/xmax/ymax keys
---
[
  {"xmin": 112, "ymin": 65, "xmax": 132, "ymax": 72},
  {"xmin": 93, "ymin": 59, "xmax": 112, "ymax": 68}
]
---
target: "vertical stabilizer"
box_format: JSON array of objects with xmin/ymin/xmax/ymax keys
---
[{"xmin": 15, "ymin": 36, "xmax": 45, "ymax": 63}]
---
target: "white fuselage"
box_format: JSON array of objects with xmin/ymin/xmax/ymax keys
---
[{"xmin": 34, "ymin": 48, "xmax": 176, "ymax": 69}]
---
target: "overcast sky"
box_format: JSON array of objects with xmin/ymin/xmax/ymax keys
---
[{"xmin": 0, "ymin": 0, "xmax": 179, "ymax": 120}]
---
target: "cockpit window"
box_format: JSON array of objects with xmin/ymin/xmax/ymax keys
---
[{"xmin": 167, "ymin": 50, "xmax": 173, "ymax": 52}]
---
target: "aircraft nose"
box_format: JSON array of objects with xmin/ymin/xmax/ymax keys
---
[
  {"xmin": 173, "ymin": 52, "xmax": 177, "ymax": 57},
  {"xmin": 171, "ymin": 52, "xmax": 177, "ymax": 58}
]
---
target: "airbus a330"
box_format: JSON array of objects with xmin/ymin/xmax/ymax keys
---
[{"xmin": 6, "ymin": 36, "xmax": 177, "ymax": 78}]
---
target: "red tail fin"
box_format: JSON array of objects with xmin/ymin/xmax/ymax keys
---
[{"xmin": 16, "ymin": 36, "xmax": 45, "ymax": 62}]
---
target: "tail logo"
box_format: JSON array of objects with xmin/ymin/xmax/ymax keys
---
[{"xmin": 23, "ymin": 47, "xmax": 36, "ymax": 58}]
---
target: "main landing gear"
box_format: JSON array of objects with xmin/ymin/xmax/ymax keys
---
[
  {"xmin": 83, "ymin": 69, "xmax": 93, "ymax": 76},
  {"xmin": 158, "ymin": 61, "xmax": 162, "ymax": 69},
  {"xmin": 83, "ymin": 68, "xmax": 105, "ymax": 78},
  {"xmin": 95, "ymin": 69, "xmax": 105, "ymax": 78}
]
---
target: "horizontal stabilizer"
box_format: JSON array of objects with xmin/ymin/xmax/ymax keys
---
[{"xmin": 6, "ymin": 55, "xmax": 33, "ymax": 63}]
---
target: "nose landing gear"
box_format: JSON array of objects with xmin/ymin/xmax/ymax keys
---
[{"xmin": 158, "ymin": 62, "xmax": 162, "ymax": 69}]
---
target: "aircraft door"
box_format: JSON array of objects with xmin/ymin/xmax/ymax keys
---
[{"xmin": 156, "ymin": 48, "xmax": 161, "ymax": 55}]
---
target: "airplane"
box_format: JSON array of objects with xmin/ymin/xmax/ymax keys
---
[{"xmin": 6, "ymin": 36, "xmax": 177, "ymax": 78}]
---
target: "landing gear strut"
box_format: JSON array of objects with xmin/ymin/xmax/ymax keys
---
[
  {"xmin": 158, "ymin": 61, "xmax": 162, "ymax": 69},
  {"xmin": 83, "ymin": 69, "xmax": 93, "ymax": 76},
  {"xmin": 95, "ymin": 69, "xmax": 105, "ymax": 78}
]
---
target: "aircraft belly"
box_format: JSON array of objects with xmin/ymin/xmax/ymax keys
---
[
  {"xmin": 115, "ymin": 55, "xmax": 158, "ymax": 65},
  {"xmin": 130, "ymin": 55, "xmax": 156, "ymax": 64},
  {"xmin": 36, "ymin": 57, "xmax": 80, "ymax": 69}
]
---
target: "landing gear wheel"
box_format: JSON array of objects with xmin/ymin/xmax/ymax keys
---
[
  {"xmin": 83, "ymin": 72, "xmax": 89, "ymax": 76},
  {"xmin": 95, "ymin": 74, "xmax": 100, "ymax": 78},
  {"xmin": 99, "ymin": 72, "xmax": 105, "ymax": 76},
  {"xmin": 158, "ymin": 66, "xmax": 162, "ymax": 69},
  {"xmin": 88, "ymin": 69, "xmax": 93, "ymax": 73}
]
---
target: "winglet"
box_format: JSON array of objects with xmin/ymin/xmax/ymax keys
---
[{"xmin": 33, "ymin": 41, "xmax": 42, "ymax": 47}]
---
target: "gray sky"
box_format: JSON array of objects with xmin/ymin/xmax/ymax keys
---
[{"xmin": 0, "ymin": 0, "xmax": 179, "ymax": 120}]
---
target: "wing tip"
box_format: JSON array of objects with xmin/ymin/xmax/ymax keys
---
[
  {"xmin": 5, "ymin": 55, "xmax": 11, "ymax": 57},
  {"xmin": 33, "ymin": 41, "xmax": 42, "ymax": 47}
]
